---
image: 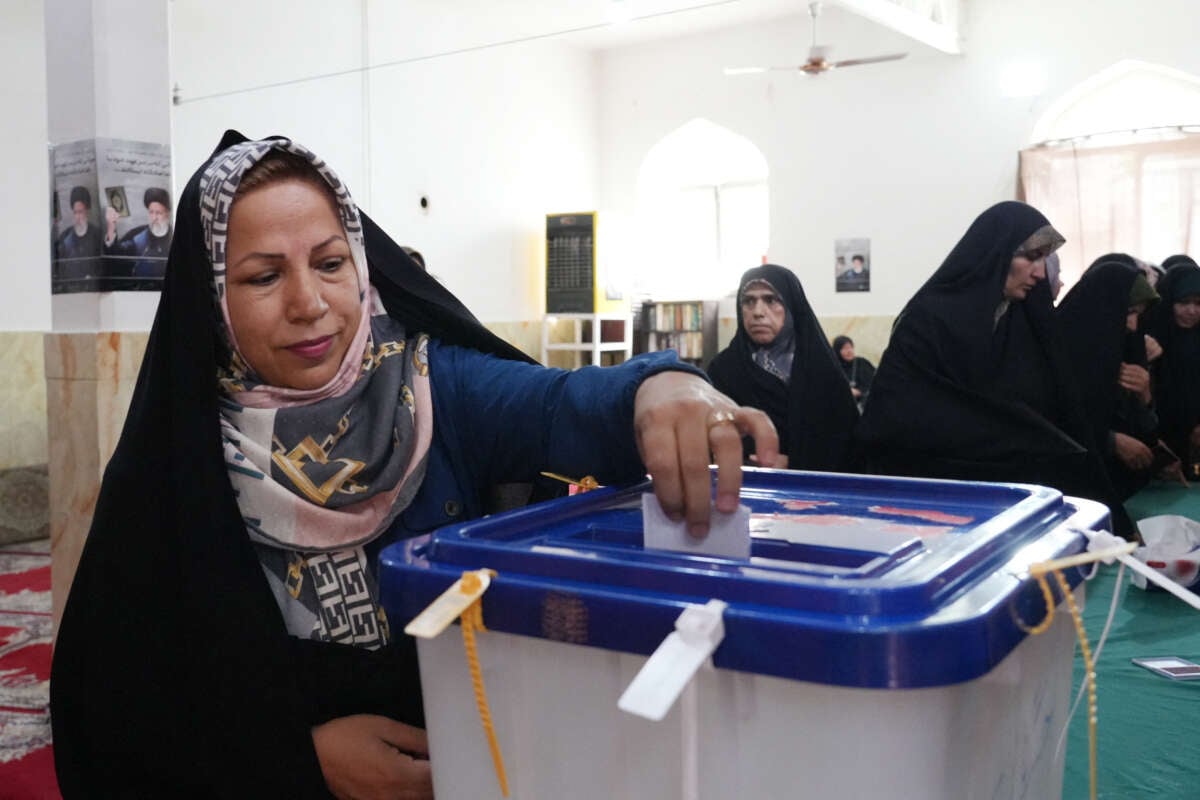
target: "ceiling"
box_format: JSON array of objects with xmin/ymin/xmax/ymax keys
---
[
  {"xmin": 390, "ymin": 0, "xmax": 959, "ymax": 62},
  {"xmin": 555, "ymin": 0, "xmax": 809, "ymax": 50}
]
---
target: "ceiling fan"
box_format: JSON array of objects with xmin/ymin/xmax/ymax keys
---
[{"xmin": 724, "ymin": 2, "xmax": 908, "ymax": 77}]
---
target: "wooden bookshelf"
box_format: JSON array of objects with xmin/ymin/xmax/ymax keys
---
[{"xmin": 635, "ymin": 300, "xmax": 719, "ymax": 367}]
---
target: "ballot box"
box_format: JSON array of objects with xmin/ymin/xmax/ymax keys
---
[{"xmin": 380, "ymin": 469, "xmax": 1108, "ymax": 800}]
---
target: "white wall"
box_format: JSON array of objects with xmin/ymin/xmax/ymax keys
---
[
  {"xmin": 171, "ymin": 0, "xmax": 598, "ymax": 323},
  {"xmin": 92, "ymin": 0, "xmax": 171, "ymax": 145},
  {"xmin": 597, "ymin": 0, "xmax": 1200, "ymax": 316},
  {"xmin": 2, "ymin": 0, "xmax": 51, "ymax": 331},
  {"xmin": 366, "ymin": 42, "xmax": 597, "ymax": 321},
  {"xmin": 15, "ymin": 0, "xmax": 1200, "ymax": 331}
]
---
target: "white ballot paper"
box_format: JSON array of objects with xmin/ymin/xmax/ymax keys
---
[{"xmin": 641, "ymin": 492, "xmax": 751, "ymax": 560}]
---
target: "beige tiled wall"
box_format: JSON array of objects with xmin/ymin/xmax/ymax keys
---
[
  {"xmin": 0, "ymin": 333, "xmax": 48, "ymax": 470},
  {"xmin": 816, "ymin": 316, "xmax": 896, "ymax": 366},
  {"xmin": 484, "ymin": 320, "xmax": 543, "ymax": 360},
  {"xmin": 44, "ymin": 332, "xmax": 150, "ymax": 628}
]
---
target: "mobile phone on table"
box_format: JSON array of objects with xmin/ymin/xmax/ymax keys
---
[{"xmin": 1131, "ymin": 656, "xmax": 1200, "ymax": 680}]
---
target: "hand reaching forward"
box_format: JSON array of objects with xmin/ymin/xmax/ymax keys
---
[
  {"xmin": 634, "ymin": 371, "xmax": 780, "ymax": 537},
  {"xmin": 312, "ymin": 714, "xmax": 433, "ymax": 800}
]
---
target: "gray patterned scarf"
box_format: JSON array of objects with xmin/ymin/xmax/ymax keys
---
[{"xmin": 201, "ymin": 138, "xmax": 432, "ymax": 649}]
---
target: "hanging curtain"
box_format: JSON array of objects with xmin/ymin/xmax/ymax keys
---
[{"xmin": 1019, "ymin": 134, "xmax": 1200, "ymax": 291}]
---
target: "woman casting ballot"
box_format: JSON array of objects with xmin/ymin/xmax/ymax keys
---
[{"xmin": 50, "ymin": 132, "xmax": 779, "ymax": 799}]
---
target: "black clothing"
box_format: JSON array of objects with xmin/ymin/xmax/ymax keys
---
[
  {"xmin": 836, "ymin": 266, "xmax": 869, "ymax": 292},
  {"xmin": 49, "ymin": 131, "xmax": 536, "ymax": 798},
  {"xmin": 1147, "ymin": 259, "xmax": 1200, "ymax": 470},
  {"xmin": 831, "ymin": 335, "xmax": 875, "ymax": 412},
  {"xmin": 54, "ymin": 224, "xmax": 103, "ymax": 286},
  {"xmin": 856, "ymin": 202, "xmax": 1123, "ymax": 525},
  {"xmin": 707, "ymin": 264, "xmax": 858, "ymax": 470},
  {"xmin": 1161, "ymin": 254, "xmax": 1198, "ymax": 271},
  {"xmin": 104, "ymin": 225, "xmax": 173, "ymax": 288},
  {"xmin": 55, "ymin": 223, "xmax": 102, "ymax": 261},
  {"xmin": 1058, "ymin": 261, "xmax": 1157, "ymax": 499},
  {"xmin": 1090, "ymin": 252, "xmax": 1140, "ymax": 271}
]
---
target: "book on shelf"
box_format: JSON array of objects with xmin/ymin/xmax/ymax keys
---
[{"xmin": 638, "ymin": 299, "xmax": 718, "ymax": 364}]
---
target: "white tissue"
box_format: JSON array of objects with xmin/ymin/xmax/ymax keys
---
[{"xmin": 1132, "ymin": 515, "xmax": 1200, "ymax": 591}]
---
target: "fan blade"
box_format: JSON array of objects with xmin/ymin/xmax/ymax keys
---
[
  {"xmin": 725, "ymin": 65, "xmax": 812, "ymax": 75},
  {"xmin": 831, "ymin": 53, "xmax": 908, "ymax": 68}
]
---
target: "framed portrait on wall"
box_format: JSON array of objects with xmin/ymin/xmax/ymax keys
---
[
  {"xmin": 835, "ymin": 238, "xmax": 870, "ymax": 293},
  {"xmin": 105, "ymin": 186, "xmax": 131, "ymax": 218}
]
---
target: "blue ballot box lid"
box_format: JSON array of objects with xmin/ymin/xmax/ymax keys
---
[{"xmin": 379, "ymin": 469, "xmax": 1110, "ymax": 688}]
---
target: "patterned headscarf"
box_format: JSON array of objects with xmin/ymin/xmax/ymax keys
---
[{"xmin": 200, "ymin": 138, "xmax": 432, "ymax": 649}]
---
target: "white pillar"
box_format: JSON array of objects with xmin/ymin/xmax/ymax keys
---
[{"xmin": 44, "ymin": 0, "xmax": 171, "ymax": 628}]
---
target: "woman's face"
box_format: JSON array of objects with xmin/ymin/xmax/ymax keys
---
[
  {"xmin": 1173, "ymin": 295, "xmax": 1200, "ymax": 330},
  {"xmin": 839, "ymin": 341, "xmax": 855, "ymax": 362},
  {"xmin": 1003, "ymin": 252, "xmax": 1047, "ymax": 300},
  {"xmin": 740, "ymin": 283, "xmax": 786, "ymax": 345},
  {"xmin": 224, "ymin": 179, "xmax": 362, "ymax": 390}
]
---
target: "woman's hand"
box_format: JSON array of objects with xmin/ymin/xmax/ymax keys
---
[
  {"xmin": 1144, "ymin": 335, "xmax": 1163, "ymax": 362},
  {"xmin": 1113, "ymin": 432, "xmax": 1153, "ymax": 472},
  {"xmin": 1118, "ymin": 363, "xmax": 1152, "ymax": 405},
  {"xmin": 634, "ymin": 372, "xmax": 779, "ymax": 537},
  {"xmin": 1158, "ymin": 459, "xmax": 1190, "ymax": 487},
  {"xmin": 750, "ymin": 452, "xmax": 788, "ymax": 469},
  {"xmin": 312, "ymin": 715, "xmax": 433, "ymax": 800}
]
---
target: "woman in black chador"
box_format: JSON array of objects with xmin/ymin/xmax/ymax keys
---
[
  {"xmin": 1057, "ymin": 259, "xmax": 1165, "ymax": 499},
  {"xmin": 831, "ymin": 335, "xmax": 876, "ymax": 413},
  {"xmin": 1147, "ymin": 255, "xmax": 1200, "ymax": 474},
  {"xmin": 49, "ymin": 132, "xmax": 778, "ymax": 798},
  {"xmin": 857, "ymin": 202, "xmax": 1126, "ymax": 528},
  {"xmin": 707, "ymin": 264, "xmax": 859, "ymax": 471}
]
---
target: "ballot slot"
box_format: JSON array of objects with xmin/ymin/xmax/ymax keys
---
[{"xmin": 415, "ymin": 470, "xmax": 1067, "ymax": 618}]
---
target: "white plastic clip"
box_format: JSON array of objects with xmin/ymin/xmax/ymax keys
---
[
  {"xmin": 618, "ymin": 599, "xmax": 728, "ymax": 721},
  {"xmin": 1083, "ymin": 528, "xmax": 1130, "ymax": 564},
  {"xmin": 404, "ymin": 569, "xmax": 494, "ymax": 639}
]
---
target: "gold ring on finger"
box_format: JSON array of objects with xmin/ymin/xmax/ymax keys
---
[{"xmin": 706, "ymin": 410, "xmax": 738, "ymax": 432}]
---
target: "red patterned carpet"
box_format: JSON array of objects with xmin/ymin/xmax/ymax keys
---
[{"xmin": 0, "ymin": 540, "xmax": 60, "ymax": 799}]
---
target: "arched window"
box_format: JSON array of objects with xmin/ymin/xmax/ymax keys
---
[
  {"xmin": 1032, "ymin": 60, "xmax": 1200, "ymax": 143},
  {"xmin": 633, "ymin": 119, "xmax": 769, "ymax": 300},
  {"xmin": 1021, "ymin": 61, "xmax": 1200, "ymax": 289}
]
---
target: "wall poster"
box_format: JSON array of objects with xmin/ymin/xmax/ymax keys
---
[
  {"xmin": 51, "ymin": 138, "xmax": 172, "ymax": 293},
  {"xmin": 834, "ymin": 238, "xmax": 870, "ymax": 293}
]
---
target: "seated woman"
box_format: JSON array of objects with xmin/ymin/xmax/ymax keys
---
[
  {"xmin": 707, "ymin": 264, "xmax": 859, "ymax": 471},
  {"xmin": 1148, "ymin": 255, "xmax": 1200, "ymax": 477},
  {"xmin": 49, "ymin": 133, "xmax": 778, "ymax": 798},
  {"xmin": 1057, "ymin": 259, "xmax": 1167, "ymax": 499},
  {"xmin": 831, "ymin": 335, "xmax": 876, "ymax": 413},
  {"xmin": 856, "ymin": 202, "xmax": 1125, "ymax": 528}
]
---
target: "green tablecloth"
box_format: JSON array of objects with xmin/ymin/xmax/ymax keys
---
[
  {"xmin": 1061, "ymin": 483, "xmax": 1200, "ymax": 800},
  {"xmin": 1124, "ymin": 482, "xmax": 1200, "ymax": 523}
]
